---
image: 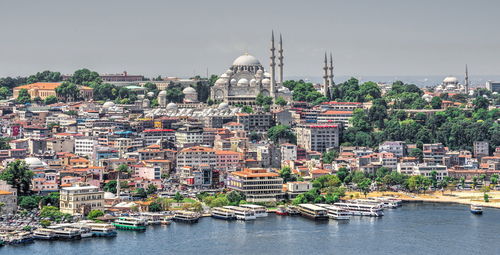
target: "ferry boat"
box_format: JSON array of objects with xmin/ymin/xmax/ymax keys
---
[
  {"xmin": 112, "ymin": 217, "xmax": 147, "ymax": 231},
  {"xmin": 161, "ymin": 217, "xmax": 173, "ymax": 225},
  {"xmin": 3, "ymin": 232, "xmax": 34, "ymax": 245},
  {"xmin": 286, "ymin": 205, "xmax": 301, "ymax": 215},
  {"xmin": 223, "ymin": 206, "xmax": 257, "ymax": 220},
  {"xmin": 298, "ymin": 204, "xmax": 329, "ymax": 220},
  {"xmin": 470, "ymin": 204, "xmax": 483, "ymax": 215},
  {"xmin": 33, "ymin": 228, "xmax": 56, "ymax": 240},
  {"xmin": 86, "ymin": 223, "xmax": 117, "ymax": 237},
  {"xmin": 368, "ymin": 197, "xmax": 402, "ymax": 209},
  {"xmin": 140, "ymin": 213, "xmax": 163, "ymax": 225},
  {"xmin": 316, "ymin": 204, "xmax": 351, "ymax": 220},
  {"xmin": 47, "ymin": 225, "xmax": 82, "ymax": 240},
  {"xmin": 173, "ymin": 211, "xmax": 200, "ymax": 223},
  {"xmin": 276, "ymin": 205, "xmax": 289, "ymax": 216},
  {"xmin": 211, "ymin": 207, "xmax": 237, "ymax": 220},
  {"xmin": 240, "ymin": 204, "xmax": 268, "ymax": 217},
  {"xmin": 334, "ymin": 201, "xmax": 384, "ymax": 217}
]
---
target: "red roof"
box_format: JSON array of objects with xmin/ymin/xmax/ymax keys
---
[
  {"xmin": 143, "ymin": 129, "xmax": 175, "ymax": 132},
  {"xmin": 321, "ymin": 101, "xmax": 362, "ymax": 105}
]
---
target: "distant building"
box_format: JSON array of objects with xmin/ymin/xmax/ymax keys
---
[
  {"xmin": 0, "ymin": 180, "xmax": 17, "ymax": 215},
  {"xmin": 13, "ymin": 82, "xmax": 93, "ymax": 100},
  {"xmin": 473, "ymin": 141, "xmax": 489, "ymax": 159},
  {"xmin": 227, "ymin": 168, "xmax": 284, "ymax": 202},
  {"xmin": 286, "ymin": 181, "xmax": 312, "ymax": 199},
  {"xmin": 379, "ymin": 141, "xmax": 407, "ymax": 158},
  {"xmin": 59, "ymin": 184, "xmax": 104, "ymax": 215},
  {"xmin": 486, "ymin": 81, "xmax": 500, "ymax": 93},
  {"xmin": 63, "ymin": 71, "xmax": 144, "ymax": 83},
  {"xmin": 295, "ymin": 124, "xmax": 339, "ymax": 153}
]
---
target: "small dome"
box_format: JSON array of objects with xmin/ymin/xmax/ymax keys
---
[
  {"xmin": 443, "ymin": 76, "xmax": 458, "ymax": 84},
  {"xmin": 158, "ymin": 90, "xmax": 167, "ymax": 96},
  {"xmin": 262, "ymin": 78, "xmax": 271, "ymax": 85},
  {"xmin": 238, "ymin": 78, "xmax": 249, "ymax": 86},
  {"xmin": 446, "ymin": 84, "xmax": 456, "ymax": 90},
  {"xmin": 147, "ymin": 91, "xmax": 155, "ymax": 97},
  {"xmin": 226, "ymin": 70, "xmax": 234, "ymax": 76},
  {"xmin": 218, "ymin": 102, "xmax": 229, "ymax": 109},
  {"xmin": 183, "ymin": 87, "xmax": 197, "ymax": 94},
  {"xmin": 278, "ymin": 87, "xmax": 290, "ymax": 93},
  {"xmin": 256, "ymin": 70, "xmax": 263, "ymax": 75},
  {"xmin": 103, "ymin": 101, "xmax": 115, "ymax": 108},
  {"xmin": 230, "ymin": 79, "xmax": 237, "ymax": 85},
  {"xmin": 232, "ymin": 54, "xmax": 261, "ymax": 66},
  {"xmin": 166, "ymin": 102, "xmax": 178, "ymax": 111},
  {"xmin": 215, "ymin": 78, "xmax": 226, "ymax": 85},
  {"xmin": 137, "ymin": 94, "xmax": 145, "ymax": 100},
  {"xmin": 264, "ymin": 72, "xmax": 271, "ymax": 78},
  {"xmin": 104, "ymin": 192, "xmax": 116, "ymax": 199},
  {"xmin": 220, "ymin": 73, "xmax": 229, "ymax": 78},
  {"xmin": 250, "ymin": 79, "xmax": 257, "ymax": 86},
  {"xmin": 24, "ymin": 157, "xmax": 44, "ymax": 168}
]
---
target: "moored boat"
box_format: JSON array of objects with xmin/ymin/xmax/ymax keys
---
[
  {"xmin": 223, "ymin": 206, "xmax": 256, "ymax": 220},
  {"xmin": 86, "ymin": 223, "xmax": 117, "ymax": 237},
  {"xmin": 112, "ymin": 217, "xmax": 147, "ymax": 231},
  {"xmin": 240, "ymin": 204, "xmax": 268, "ymax": 217},
  {"xmin": 173, "ymin": 211, "xmax": 200, "ymax": 223},
  {"xmin": 286, "ymin": 205, "xmax": 301, "ymax": 215},
  {"xmin": 33, "ymin": 228, "xmax": 56, "ymax": 240},
  {"xmin": 276, "ymin": 205, "xmax": 289, "ymax": 216},
  {"xmin": 334, "ymin": 201, "xmax": 384, "ymax": 217},
  {"xmin": 470, "ymin": 204, "xmax": 483, "ymax": 215},
  {"xmin": 161, "ymin": 217, "xmax": 173, "ymax": 225},
  {"xmin": 211, "ymin": 207, "xmax": 237, "ymax": 220},
  {"xmin": 298, "ymin": 204, "xmax": 329, "ymax": 220},
  {"xmin": 316, "ymin": 204, "xmax": 351, "ymax": 220}
]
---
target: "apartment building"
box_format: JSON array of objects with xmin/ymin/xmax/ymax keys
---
[
  {"xmin": 227, "ymin": 168, "xmax": 284, "ymax": 202},
  {"xmin": 295, "ymin": 124, "xmax": 339, "ymax": 153},
  {"xmin": 59, "ymin": 184, "xmax": 104, "ymax": 215}
]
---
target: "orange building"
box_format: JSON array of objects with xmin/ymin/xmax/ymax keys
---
[{"xmin": 13, "ymin": 82, "xmax": 93, "ymax": 100}]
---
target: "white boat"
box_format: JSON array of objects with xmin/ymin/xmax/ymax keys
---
[
  {"xmin": 33, "ymin": 228, "xmax": 56, "ymax": 240},
  {"xmin": 297, "ymin": 204, "xmax": 329, "ymax": 220},
  {"xmin": 173, "ymin": 211, "xmax": 200, "ymax": 223},
  {"xmin": 334, "ymin": 201, "xmax": 384, "ymax": 217},
  {"xmin": 85, "ymin": 223, "xmax": 117, "ymax": 237},
  {"xmin": 113, "ymin": 217, "xmax": 147, "ymax": 230},
  {"xmin": 223, "ymin": 206, "xmax": 256, "ymax": 220},
  {"xmin": 470, "ymin": 204, "xmax": 483, "ymax": 215},
  {"xmin": 368, "ymin": 197, "xmax": 402, "ymax": 208},
  {"xmin": 140, "ymin": 213, "xmax": 163, "ymax": 225},
  {"xmin": 316, "ymin": 204, "xmax": 351, "ymax": 220},
  {"xmin": 211, "ymin": 207, "xmax": 236, "ymax": 220},
  {"xmin": 47, "ymin": 225, "xmax": 82, "ymax": 240},
  {"xmin": 240, "ymin": 204, "xmax": 268, "ymax": 217}
]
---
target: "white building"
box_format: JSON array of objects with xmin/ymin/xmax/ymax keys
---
[
  {"xmin": 280, "ymin": 143, "xmax": 297, "ymax": 162},
  {"xmin": 59, "ymin": 184, "xmax": 104, "ymax": 216},
  {"xmin": 74, "ymin": 137, "xmax": 98, "ymax": 157},
  {"xmin": 295, "ymin": 124, "xmax": 339, "ymax": 153}
]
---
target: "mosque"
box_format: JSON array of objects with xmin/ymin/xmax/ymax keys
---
[{"xmin": 434, "ymin": 65, "xmax": 470, "ymax": 94}]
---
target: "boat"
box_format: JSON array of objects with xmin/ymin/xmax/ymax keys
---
[
  {"xmin": 211, "ymin": 207, "xmax": 237, "ymax": 220},
  {"xmin": 297, "ymin": 204, "xmax": 329, "ymax": 220},
  {"xmin": 140, "ymin": 213, "xmax": 163, "ymax": 225},
  {"xmin": 173, "ymin": 211, "xmax": 200, "ymax": 223},
  {"xmin": 334, "ymin": 201, "xmax": 384, "ymax": 217},
  {"xmin": 286, "ymin": 205, "xmax": 301, "ymax": 215},
  {"xmin": 316, "ymin": 204, "xmax": 351, "ymax": 220},
  {"xmin": 470, "ymin": 204, "xmax": 483, "ymax": 215},
  {"xmin": 112, "ymin": 217, "xmax": 147, "ymax": 231},
  {"xmin": 86, "ymin": 223, "xmax": 117, "ymax": 237},
  {"xmin": 4, "ymin": 232, "xmax": 34, "ymax": 245},
  {"xmin": 33, "ymin": 228, "xmax": 56, "ymax": 240},
  {"xmin": 240, "ymin": 204, "xmax": 268, "ymax": 217},
  {"xmin": 276, "ymin": 205, "xmax": 289, "ymax": 216},
  {"xmin": 161, "ymin": 217, "xmax": 172, "ymax": 225},
  {"xmin": 367, "ymin": 197, "xmax": 401, "ymax": 209},
  {"xmin": 223, "ymin": 206, "xmax": 256, "ymax": 220}
]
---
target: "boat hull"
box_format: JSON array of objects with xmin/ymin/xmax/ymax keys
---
[
  {"xmin": 112, "ymin": 223, "xmax": 147, "ymax": 231},
  {"xmin": 276, "ymin": 211, "xmax": 288, "ymax": 216},
  {"xmin": 211, "ymin": 214, "xmax": 236, "ymax": 220},
  {"xmin": 470, "ymin": 210, "xmax": 483, "ymax": 215},
  {"xmin": 93, "ymin": 231, "xmax": 117, "ymax": 237}
]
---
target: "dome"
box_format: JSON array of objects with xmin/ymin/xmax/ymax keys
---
[
  {"xmin": 183, "ymin": 87, "xmax": 197, "ymax": 94},
  {"xmin": 103, "ymin": 101, "xmax": 115, "ymax": 108},
  {"xmin": 443, "ymin": 76, "xmax": 458, "ymax": 84},
  {"xmin": 220, "ymin": 73, "xmax": 229, "ymax": 78},
  {"xmin": 262, "ymin": 78, "xmax": 271, "ymax": 85},
  {"xmin": 158, "ymin": 90, "xmax": 167, "ymax": 96},
  {"xmin": 146, "ymin": 91, "xmax": 155, "ymax": 97},
  {"xmin": 237, "ymin": 78, "xmax": 249, "ymax": 86},
  {"xmin": 215, "ymin": 78, "xmax": 226, "ymax": 85},
  {"xmin": 446, "ymin": 84, "xmax": 456, "ymax": 90},
  {"xmin": 218, "ymin": 102, "xmax": 229, "ymax": 109},
  {"xmin": 232, "ymin": 54, "xmax": 261, "ymax": 66},
  {"xmin": 256, "ymin": 70, "xmax": 263, "ymax": 75},
  {"xmin": 225, "ymin": 69, "xmax": 234, "ymax": 76},
  {"xmin": 230, "ymin": 79, "xmax": 237, "ymax": 85},
  {"xmin": 250, "ymin": 79, "xmax": 257, "ymax": 86},
  {"xmin": 166, "ymin": 102, "xmax": 178, "ymax": 111},
  {"xmin": 278, "ymin": 87, "xmax": 290, "ymax": 93},
  {"xmin": 24, "ymin": 157, "xmax": 44, "ymax": 168},
  {"xmin": 104, "ymin": 192, "xmax": 116, "ymax": 199},
  {"xmin": 263, "ymin": 72, "xmax": 271, "ymax": 78}
]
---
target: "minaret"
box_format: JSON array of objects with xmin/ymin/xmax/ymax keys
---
[
  {"xmin": 322, "ymin": 52, "xmax": 329, "ymax": 97},
  {"xmin": 328, "ymin": 53, "xmax": 334, "ymax": 87},
  {"xmin": 278, "ymin": 34, "xmax": 284, "ymax": 86},
  {"xmin": 464, "ymin": 64, "xmax": 469, "ymax": 95},
  {"xmin": 115, "ymin": 172, "xmax": 121, "ymax": 199},
  {"xmin": 270, "ymin": 31, "xmax": 276, "ymax": 99}
]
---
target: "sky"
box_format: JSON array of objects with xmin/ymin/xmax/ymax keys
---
[{"xmin": 0, "ymin": 0, "xmax": 499, "ymax": 80}]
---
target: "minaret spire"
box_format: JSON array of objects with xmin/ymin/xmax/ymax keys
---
[
  {"xmin": 322, "ymin": 52, "xmax": 329, "ymax": 97},
  {"xmin": 464, "ymin": 64, "xmax": 469, "ymax": 95},
  {"xmin": 278, "ymin": 34, "xmax": 284, "ymax": 86},
  {"xmin": 270, "ymin": 30, "xmax": 276, "ymax": 99},
  {"xmin": 329, "ymin": 52, "xmax": 334, "ymax": 87}
]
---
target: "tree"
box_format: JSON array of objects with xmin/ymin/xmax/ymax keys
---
[
  {"xmin": 0, "ymin": 160, "xmax": 33, "ymax": 195},
  {"xmin": 226, "ymin": 190, "xmax": 245, "ymax": 205},
  {"xmin": 430, "ymin": 170, "xmax": 438, "ymax": 188},
  {"xmin": 191, "ymin": 202, "xmax": 203, "ymax": 213},
  {"xmin": 146, "ymin": 184, "xmax": 157, "ymax": 195},
  {"xmin": 256, "ymin": 93, "xmax": 273, "ymax": 106},
  {"xmin": 472, "ymin": 97, "xmax": 489, "ymax": 111},
  {"xmin": 87, "ymin": 209, "xmax": 104, "ymax": 220},
  {"xmin": 19, "ymin": 196, "xmax": 39, "ymax": 210},
  {"xmin": 149, "ymin": 202, "xmax": 162, "ymax": 212},
  {"xmin": 117, "ymin": 164, "xmax": 130, "ymax": 173},
  {"xmin": 322, "ymin": 150, "xmax": 338, "ymax": 164},
  {"xmin": 267, "ymin": 125, "xmax": 296, "ymax": 144},
  {"xmin": 430, "ymin": 96, "xmax": 442, "ymax": 109},
  {"xmin": 174, "ymin": 192, "xmax": 184, "ymax": 203},
  {"xmin": 336, "ymin": 168, "xmax": 349, "ymax": 183},
  {"xmin": 165, "ymin": 87, "xmax": 184, "ymax": 103},
  {"xmin": 44, "ymin": 95, "xmax": 58, "ymax": 105},
  {"xmin": 135, "ymin": 188, "xmax": 147, "ymax": 198},
  {"xmin": 275, "ymin": 96, "xmax": 287, "ymax": 106},
  {"xmin": 409, "ymin": 148, "xmax": 423, "ymax": 162},
  {"xmin": 358, "ymin": 178, "xmax": 372, "ymax": 197},
  {"xmin": 55, "ymin": 82, "xmax": 81, "ymax": 102},
  {"xmin": 27, "ymin": 71, "xmax": 62, "ymax": 83},
  {"xmin": 16, "ymin": 88, "xmax": 31, "ymax": 104},
  {"xmin": 0, "ymin": 86, "xmax": 10, "ymax": 99},
  {"xmin": 279, "ymin": 166, "xmax": 297, "ymax": 183},
  {"xmin": 70, "ymin": 68, "xmax": 101, "ymax": 85},
  {"xmin": 241, "ymin": 106, "xmax": 253, "ymax": 113}
]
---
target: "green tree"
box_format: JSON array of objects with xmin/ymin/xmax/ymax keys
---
[
  {"xmin": 117, "ymin": 164, "xmax": 130, "ymax": 173},
  {"xmin": 226, "ymin": 190, "xmax": 245, "ymax": 205},
  {"xmin": 472, "ymin": 97, "xmax": 489, "ymax": 111},
  {"xmin": 55, "ymin": 82, "xmax": 81, "ymax": 102},
  {"xmin": 70, "ymin": 68, "xmax": 101, "ymax": 85},
  {"xmin": 27, "ymin": 71, "xmax": 62, "ymax": 83},
  {"xmin": 16, "ymin": 88, "xmax": 31, "ymax": 104},
  {"xmin": 174, "ymin": 192, "xmax": 184, "ymax": 203},
  {"xmin": 322, "ymin": 150, "xmax": 338, "ymax": 164},
  {"xmin": 43, "ymin": 95, "xmax": 58, "ymax": 104},
  {"xmin": 146, "ymin": 184, "xmax": 157, "ymax": 195},
  {"xmin": 267, "ymin": 125, "xmax": 296, "ymax": 144},
  {"xmin": 87, "ymin": 209, "xmax": 104, "ymax": 220},
  {"xmin": 241, "ymin": 105, "xmax": 253, "ymax": 113},
  {"xmin": 279, "ymin": 166, "xmax": 297, "ymax": 183},
  {"xmin": 256, "ymin": 93, "xmax": 273, "ymax": 106},
  {"xmin": 149, "ymin": 202, "xmax": 162, "ymax": 212},
  {"xmin": 19, "ymin": 196, "xmax": 39, "ymax": 210},
  {"xmin": 358, "ymin": 178, "xmax": 372, "ymax": 197},
  {"xmin": 275, "ymin": 96, "xmax": 287, "ymax": 106},
  {"xmin": 430, "ymin": 96, "xmax": 442, "ymax": 109},
  {"xmin": 165, "ymin": 87, "xmax": 184, "ymax": 103},
  {"xmin": 0, "ymin": 86, "xmax": 10, "ymax": 99},
  {"xmin": 0, "ymin": 160, "xmax": 33, "ymax": 195}
]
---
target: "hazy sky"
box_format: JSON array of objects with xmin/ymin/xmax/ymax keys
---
[{"xmin": 1, "ymin": 0, "xmax": 499, "ymax": 78}]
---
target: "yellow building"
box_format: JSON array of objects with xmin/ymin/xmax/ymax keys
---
[
  {"xmin": 13, "ymin": 82, "xmax": 93, "ymax": 100},
  {"xmin": 59, "ymin": 184, "xmax": 104, "ymax": 215}
]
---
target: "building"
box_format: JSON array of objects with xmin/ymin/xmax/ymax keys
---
[
  {"xmin": 473, "ymin": 141, "xmax": 489, "ymax": 159},
  {"xmin": 227, "ymin": 168, "xmax": 284, "ymax": 202},
  {"xmin": 75, "ymin": 137, "xmax": 98, "ymax": 157},
  {"xmin": 295, "ymin": 124, "xmax": 340, "ymax": 153},
  {"xmin": 13, "ymin": 82, "xmax": 93, "ymax": 100},
  {"xmin": 285, "ymin": 181, "xmax": 312, "ymax": 199},
  {"xmin": 0, "ymin": 180, "xmax": 17, "ymax": 215},
  {"xmin": 236, "ymin": 112, "xmax": 274, "ymax": 133},
  {"xmin": 176, "ymin": 146, "xmax": 217, "ymax": 169},
  {"xmin": 317, "ymin": 110, "xmax": 353, "ymax": 126},
  {"xmin": 59, "ymin": 184, "xmax": 104, "ymax": 215},
  {"xmin": 210, "ymin": 33, "xmax": 291, "ymax": 105},
  {"xmin": 423, "ymin": 143, "xmax": 447, "ymax": 165},
  {"xmin": 215, "ymin": 150, "xmax": 243, "ymax": 172},
  {"xmin": 486, "ymin": 81, "xmax": 500, "ymax": 93},
  {"xmin": 379, "ymin": 141, "xmax": 407, "ymax": 158},
  {"xmin": 280, "ymin": 143, "xmax": 297, "ymax": 162},
  {"xmin": 142, "ymin": 129, "xmax": 175, "ymax": 146},
  {"xmin": 412, "ymin": 164, "xmax": 448, "ymax": 180}
]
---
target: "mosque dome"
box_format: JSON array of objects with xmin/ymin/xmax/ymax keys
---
[
  {"xmin": 183, "ymin": 87, "xmax": 197, "ymax": 94},
  {"xmin": 230, "ymin": 79, "xmax": 237, "ymax": 85},
  {"xmin": 158, "ymin": 90, "xmax": 167, "ymax": 96},
  {"xmin": 250, "ymin": 79, "xmax": 257, "ymax": 86},
  {"xmin": 146, "ymin": 91, "xmax": 155, "ymax": 97},
  {"xmin": 237, "ymin": 78, "xmax": 249, "ymax": 86},
  {"xmin": 24, "ymin": 157, "xmax": 44, "ymax": 168},
  {"xmin": 278, "ymin": 87, "xmax": 290, "ymax": 93},
  {"xmin": 220, "ymin": 73, "xmax": 229, "ymax": 78},
  {"xmin": 232, "ymin": 54, "xmax": 261, "ymax": 66},
  {"xmin": 166, "ymin": 102, "xmax": 178, "ymax": 111},
  {"xmin": 103, "ymin": 101, "xmax": 115, "ymax": 108},
  {"xmin": 218, "ymin": 102, "xmax": 229, "ymax": 109},
  {"xmin": 443, "ymin": 76, "xmax": 458, "ymax": 84},
  {"xmin": 446, "ymin": 84, "xmax": 457, "ymax": 90},
  {"xmin": 262, "ymin": 78, "xmax": 271, "ymax": 85}
]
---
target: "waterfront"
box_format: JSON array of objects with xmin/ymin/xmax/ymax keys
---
[{"xmin": 3, "ymin": 202, "xmax": 500, "ymax": 255}]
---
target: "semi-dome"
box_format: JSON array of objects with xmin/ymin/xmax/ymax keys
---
[
  {"xmin": 232, "ymin": 54, "xmax": 261, "ymax": 66},
  {"xmin": 166, "ymin": 102, "xmax": 178, "ymax": 111},
  {"xmin": 237, "ymin": 78, "xmax": 249, "ymax": 86},
  {"xmin": 158, "ymin": 90, "xmax": 167, "ymax": 96},
  {"xmin": 146, "ymin": 91, "xmax": 155, "ymax": 97},
  {"xmin": 443, "ymin": 76, "xmax": 458, "ymax": 84},
  {"xmin": 262, "ymin": 78, "xmax": 271, "ymax": 85},
  {"xmin": 220, "ymin": 73, "xmax": 229, "ymax": 78},
  {"xmin": 183, "ymin": 87, "xmax": 197, "ymax": 94},
  {"xmin": 230, "ymin": 79, "xmax": 237, "ymax": 85},
  {"xmin": 250, "ymin": 79, "xmax": 257, "ymax": 86},
  {"xmin": 103, "ymin": 101, "xmax": 115, "ymax": 108},
  {"xmin": 215, "ymin": 78, "xmax": 226, "ymax": 85},
  {"xmin": 218, "ymin": 102, "xmax": 229, "ymax": 109},
  {"xmin": 24, "ymin": 157, "xmax": 44, "ymax": 168}
]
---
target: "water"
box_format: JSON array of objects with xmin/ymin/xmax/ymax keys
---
[{"xmin": 3, "ymin": 202, "xmax": 500, "ymax": 255}]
